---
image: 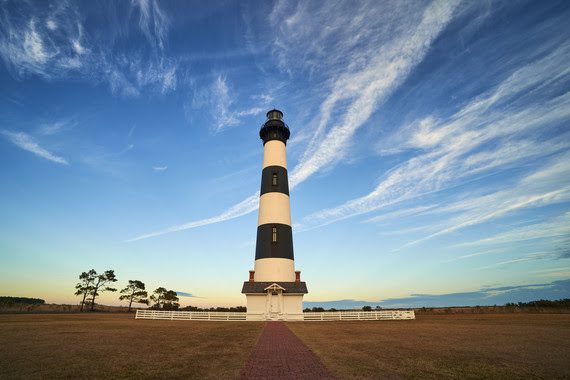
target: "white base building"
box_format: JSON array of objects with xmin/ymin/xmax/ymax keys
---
[{"xmin": 243, "ymin": 279, "xmax": 306, "ymax": 320}]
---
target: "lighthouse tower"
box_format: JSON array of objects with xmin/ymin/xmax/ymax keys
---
[{"xmin": 242, "ymin": 109, "xmax": 307, "ymax": 320}]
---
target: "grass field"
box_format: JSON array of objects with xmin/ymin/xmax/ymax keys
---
[
  {"xmin": 288, "ymin": 314, "xmax": 570, "ymax": 379},
  {"xmin": 1, "ymin": 313, "xmax": 569, "ymax": 379},
  {"xmin": 0, "ymin": 313, "xmax": 264, "ymax": 379}
]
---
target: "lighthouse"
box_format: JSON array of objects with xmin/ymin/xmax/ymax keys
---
[{"xmin": 242, "ymin": 109, "xmax": 307, "ymax": 320}]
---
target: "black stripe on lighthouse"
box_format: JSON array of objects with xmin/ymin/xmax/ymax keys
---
[
  {"xmin": 260, "ymin": 166, "xmax": 289, "ymax": 195},
  {"xmin": 255, "ymin": 223, "xmax": 294, "ymax": 260}
]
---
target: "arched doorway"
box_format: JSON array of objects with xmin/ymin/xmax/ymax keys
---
[{"xmin": 264, "ymin": 283, "xmax": 285, "ymax": 320}]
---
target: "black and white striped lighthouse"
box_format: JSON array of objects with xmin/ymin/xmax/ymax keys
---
[{"xmin": 242, "ymin": 109, "xmax": 308, "ymax": 320}]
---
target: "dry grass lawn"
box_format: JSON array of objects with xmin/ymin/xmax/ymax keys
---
[
  {"xmin": 0, "ymin": 313, "xmax": 264, "ymax": 379},
  {"xmin": 288, "ymin": 313, "xmax": 570, "ymax": 379},
  {"xmin": 2, "ymin": 312, "xmax": 569, "ymax": 379}
]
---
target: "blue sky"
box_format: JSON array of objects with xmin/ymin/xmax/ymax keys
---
[{"xmin": 0, "ymin": 0, "xmax": 569, "ymax": 308}]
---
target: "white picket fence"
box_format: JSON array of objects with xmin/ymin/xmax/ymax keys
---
[
  {"xmin": 135, "ymin": 310, "xmax": 250, "ymax": 321},
  {"xmin": 303, "ymin": 310, "xmax": 415, "ymax": 321},
  {"xmin": 135, "ymin": 309, "xmax": 414, "ymax": 321}
]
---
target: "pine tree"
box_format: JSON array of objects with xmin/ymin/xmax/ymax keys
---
[
  {"xmin": 89, "ymin": 270, "xmax": 118, "ymax": 311},
  {"xmin": 150, "ymin": 288, "xmax": 179, "ymax": 310},
  {"xmin": 74, "ymin": 269, "xmax": 96, "ymax": 312},
  {"xmin": 119, "ymin": 280, "xmax": 149, "ymax": 312}
]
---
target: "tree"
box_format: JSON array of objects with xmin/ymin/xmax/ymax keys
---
[
  {"xmin": 119, "ymin": 280, "xmax": 148, "ymax": 312},
  {"xmin": 163, "ymin": 289, "xmax": 180, "ymax": 310},
  {"xmin": 88, "ymin": 270, "xmax": 118, "ymax": 311},
  {"xmin": 150, "ymin": 288, "xmax": 179, "ymax": 310},
  {"xmin": 150, "ymin": 287, "xmax": 167, "ymax": 309},
  {"xmin": 362, "ymin": 305, "xmax": 372, "ymax": 311},
  {"xmin": 74, "ymin": 269, "xmax": 96, "ymax": 312}
]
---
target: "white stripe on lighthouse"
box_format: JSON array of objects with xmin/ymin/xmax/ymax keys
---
[
  {"xmin": 262, "ymin": 140, "xmax": 287, "ymax": 169},
  {"xmin": 257, "ymin": 193, "xmax": 292, "ymax": 226},
  {"xmin": 254, "ymin": 258, "xmax": 295, "ymax": 282}
]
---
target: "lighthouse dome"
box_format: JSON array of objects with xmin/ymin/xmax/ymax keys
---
[
  {"xmin": 266, "ymin": 109, "xmax": 283, "ymax": 120},
  {"xmin": 260, "ymin": 109, "xmax": 290, "ymax": 144}
]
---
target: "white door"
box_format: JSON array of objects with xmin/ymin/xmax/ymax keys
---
[{"xmin": 270, "ymin": 292, "xmax": 280, "ymax": 313}]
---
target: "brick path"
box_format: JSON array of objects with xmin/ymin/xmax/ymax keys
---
[{"xmin": 241, "ymin": 322, "xmax": 335, "ymax": 379}]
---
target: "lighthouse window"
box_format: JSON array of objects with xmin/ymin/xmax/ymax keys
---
[
  {"xmin": 272, "ymin": 173, "xmax": 278, "ymax": 186},
  {"xmin": 272, "ymin": 226, "xmax": 277, "ymax": 242}
]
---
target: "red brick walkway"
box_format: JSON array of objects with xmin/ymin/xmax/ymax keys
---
[{"xmin": 241, "ymin": 322, "xmax": 335, "ymax": 379}]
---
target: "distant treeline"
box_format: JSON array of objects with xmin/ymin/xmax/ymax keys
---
[
  {"xmin": 505, "ymin": 299, "xmax": 570, "ymax": 308},
  {"xmin": 305, "ymin": 299, "xmax": 570, "ymax": 313},
  {"xmin": 304, "ymin": 306, "xmax": 378, "ymax": 312},
  {"xmin": 0, "ymin": 297, "xmax": 45, "ymax": 306},
  {"xmin": 305, "ymin": 307, "xmax": 336, "ymax": 312}
]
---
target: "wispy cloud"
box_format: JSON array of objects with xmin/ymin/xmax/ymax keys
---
[
  {"xmin": 457, "ymin": 212, "xmax": 570, "ymax": 249},
  {"xmin": 37, "ymin": 120, "xmax": 75, "ymax": 136},
  {"xmin": 46, "ymin": 19, "xmax": 57, "ymax": 31},
  {"xmin": 0, "ymin": 5, "xmax": 87, "ymax": 78},
  {"xmin": 0, "ymin": 1, "xmax": 178, "ymax": 96},
  {"xmin": 129, "ymin": 1, "xmax": 459, "ymax": 240},
  {"xmin": 79, "ymin": 143, "xmax": 136, "ymax": 176},
  {"xmin": 153, "ymin": 166, "xmax": 168, "ymax": 172},
  {"xmin": 235, "ymin": 107, "xmax": 264, "ymax": 118},
  {"xmin": 134, "ymin": 60, "xmax": 178, "ymax": 94},
  {"xmin": 1, "ymin": 130, "xmax": 68, "ymax": 165},
  {"xmin": 398, "ymin": 188, "xmax": 570, "ymax": 251},
  {"xmin": 0, "ymin": 18, "xmax": 53, "ymax": 76},
  {"xmin": 534, "ymin": 267, "xmax": 570, "ymax": 278},
  {"xmin": 132, "ymin": 0, "xmax": 170, "ymax": 51},
  {"xmin": 189, "ymin": 74, "xmax": 265, "ymax": 133},
  {"xmin": 365, "ymin": 205, "xmax": 439, "ymax": 224},
  {"xmin": 253, "ymin": 94, "xmax": 274, "ymax": 104},
  {"xmin": 300, "ymin": 44, "xmax": 570, "ymax": 233},
  {"xmin": 393, "ymin": 151, "xmax": 570, "ymax": 250},
  {"xmin": 288, "ymin": 0, "xmax": 460, "ymax": 187},
  {"xmin": 476, "ymin": 252, "xmax": 554, "ymax": 270},
  {"xmin": 445, "ymin": 247, "xmax": 510, "ymax": 263},
  {"xmin": 211, "ymin": 75, "xmax": 238, "ymax": 132},
  {"xmin": 127, "ymin": 193, "xmax": 259, "ymax": 241}
]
